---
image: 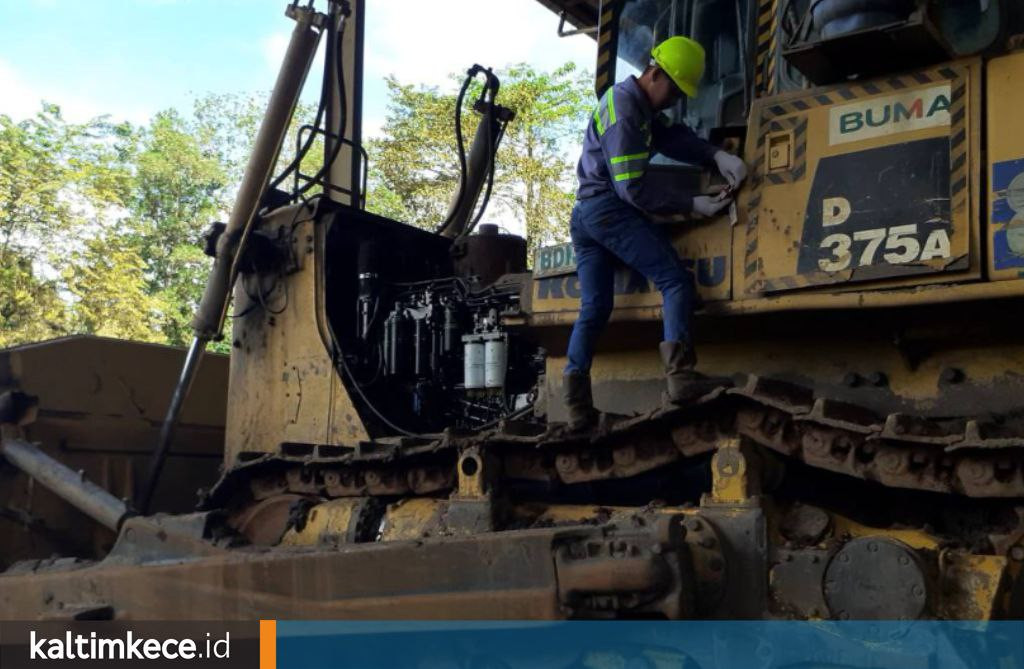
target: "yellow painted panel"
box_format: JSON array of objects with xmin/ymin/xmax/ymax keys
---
[
  {"xmin": 225, "ymin": 209, "xmax": 369, "ymax": 465},
  {"xmin": 531, "ymin": 216, "xmax": 732, "ymax": 316},
  {"xmin": 740, "ymin": 60, "xmax": 981, "ymax": 297}
]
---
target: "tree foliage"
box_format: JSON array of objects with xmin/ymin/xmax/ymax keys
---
[
  {"xmin": 368, "ymin": 63, "xmax": 591, "ymax": 254},
  {"xmin": 0, "ymin": 105, "xmax": 125, "ymax": 346},
  {"xmin": 0, "ymin": 63, "xmax": 589, "ymax": 348}
]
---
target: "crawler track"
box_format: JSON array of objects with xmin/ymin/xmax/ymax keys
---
[{"xmin": 210, "ymin": 375, "xmax": 1024, "ymax": 512}]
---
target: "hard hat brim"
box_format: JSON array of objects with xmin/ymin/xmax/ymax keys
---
[{"xmin": 670, "ymin": 75, "xmax": 697, "ymax": 99}]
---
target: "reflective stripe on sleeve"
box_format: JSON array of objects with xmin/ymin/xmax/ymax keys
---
[
  {"xmin": 593, "ymin": 106, "xmax": 605, "ymax": 135},
  {"xmin": 608, "ymin": 151, "xmax": 648, "ymax": 182},
  {"xmin": 594, "ymin": 89, "xmax": 618, "ymax": 135},
  {"xmin": 609, "ymin": 151, "xmax": 649, "ymax": 165}
]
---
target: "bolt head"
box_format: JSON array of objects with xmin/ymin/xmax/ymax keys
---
[
  {"xmin": 867, "ymin": 371, "xmax": 888, "ymax": 387},
  {"xmin": 940, "ymin": 367, "xmax": 965, "ymax": 384}
]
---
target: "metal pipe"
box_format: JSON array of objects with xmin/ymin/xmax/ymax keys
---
[
  {"xmin": 143, "ymin": 5, "xmax": 324, "ymax": 514},
  {"xmin": 1, "ymin": 438, "xmax": 129, "ymax": 532},
  {"xmin": 735, "ymin": 0, "xmax": 749, "ymax": 116},
  {"xmin": 138, "ymin": 336, "xmax": 204, "ymax": 514},
  {"xmin": 192, "ymin": 4, "xmax": 322, "ymax": 341}
]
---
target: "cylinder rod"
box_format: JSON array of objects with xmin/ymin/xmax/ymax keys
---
[
  {"xmin": 440, "ymin": 103, "xmax": 500, "ymax": 239},
  {"xmin": 2, "ymin": 438, "xmax": 129, "ymax": 531},
  {"xmin": 142, "ymin": 6, "xmax": 325, "ymax": 514},
  {"xmin": 138, "ymin": 335, "xmax": 205, "ymax": 514},
  {"xmin": 191, "ymin": 7, "xmax": 323, "ymax": 340}
]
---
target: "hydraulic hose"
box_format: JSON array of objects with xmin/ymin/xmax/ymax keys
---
[
  {"xmin": 438, "ymin": 66, "xmax": 508, "ymax": 239},
  {"xmin": 435, "ymin": 69, "xmax": 477, "ymax": 236}
]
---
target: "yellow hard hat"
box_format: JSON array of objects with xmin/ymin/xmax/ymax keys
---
[{"xmin": 651, "ymin": 36, "xmax": 705, "ymax": 98}]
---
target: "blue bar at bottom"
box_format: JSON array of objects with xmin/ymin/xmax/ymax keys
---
[{"xmin": 277, "ymin": 621, "xmax": 1024, "ymax": 669}]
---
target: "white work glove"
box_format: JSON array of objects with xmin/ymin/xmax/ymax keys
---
[
  {"xmin": 692, "ymin": 194, "xmax": 733, "ymax": 218},
  {"xmin": 714, "ymin": 150, "xmax": 747, "ymax": 188}
]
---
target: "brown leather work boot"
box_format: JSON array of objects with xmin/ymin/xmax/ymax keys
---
[
  {"xmin": 563, "ymin": 371, "xmax": 599, "ymax": 431},
  {"xmin": 659, "ymin": 341, "xmax": 730, "ymax": 406}
]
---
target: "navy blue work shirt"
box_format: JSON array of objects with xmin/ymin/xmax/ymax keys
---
[{"xmin": 576, "ymin": 75, "xmax": 719, "ymax": 215}]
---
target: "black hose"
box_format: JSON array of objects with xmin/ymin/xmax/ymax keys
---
[
  {"xmin": 434, "ymin": 69, "xmax": 478, "ymax": 235},
  {"xmin": 464, "ymin": 117, "xmax": 507, "ymax": 237},
  {"xmin": 268, "ymin": 12, "xmax": 330, "ymax": 191},
  {"xmin": 298, "ymin": 3, "xmax": 349, "ymax": 197}
]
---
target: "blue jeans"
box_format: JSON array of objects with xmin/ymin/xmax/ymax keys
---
[{"xmin": 564, "ymin": 191, "xmax": 695, "ymax": 375}]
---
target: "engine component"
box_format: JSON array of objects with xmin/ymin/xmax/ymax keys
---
[
  {"xmin": 464, "ymin": 336, "xmax": 485, "ymax": 389},
  {"xmin": 356, "ymin": 239, "xmax": 380, "ymax": 340},
  {"xmin": 484, "ymin": 334, "xmax": 507, "ymax": 389},
  {"xmin": 358, "ymin": 271, "xmax": 538, "ymax": 431},
  {"xmin": 783, "ymin": 0, "xmax": 1004, "ymax": 83},
  {"xmin": 279, "ymin": 498, "xmax": 382, "ymax": 548},
  {"xmin": 823, "ymin": 537, "xmax": 929, "ymax": 620},
  {"xmin": 452, "ymin": 224, "xmax": 528, "ymax": 288}
]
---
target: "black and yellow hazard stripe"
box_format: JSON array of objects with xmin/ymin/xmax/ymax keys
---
[
  {"xmin": 758, "ymin": 66, "xmax": 966, "ymax": 119},
  {"xmin": 743, "ymin": 192, "xmax": 761, "ymax": 280},
  {"xmin": 743, "ymin": 65, "xmax": 972, "ymax": 295},
  {"xmin": 595, "ymin": 0, "xmax": 620, "ymax": 98},
  {"xmin": 755, "ymin": 66, "xmax": 969, "ymax": 207},
  {"xmin": 946, "ymin": 69, "xmax": 969, "ymax": 215},
  {"xmin": 754, "ymin": 0, "xmax": 777, "ymax": 98}
]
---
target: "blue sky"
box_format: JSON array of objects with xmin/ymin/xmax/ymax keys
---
[{"xmin": 0, "ymin": 0, "xmax": 596, "ymax": 138}]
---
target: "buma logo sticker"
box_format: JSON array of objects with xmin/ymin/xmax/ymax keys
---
[{"xmin": 828, "ymin": 84, "xmax": 951, "ymax": 146}]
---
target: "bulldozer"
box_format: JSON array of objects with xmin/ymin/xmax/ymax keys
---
[{"xmin": 1, "ymin": 0, "xmax": 1024, "ymax": 620}]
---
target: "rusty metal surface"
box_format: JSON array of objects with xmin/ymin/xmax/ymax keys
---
[
  {"xmin": 226, "ymin": 214, "xmax": 369, "ymax": 467},
  {"xmin": 0, "ymin": 337, "xmax": 227, "ymax": 569},
  {"xmin": 0, "ymin": 515, "xmax": 690, "ymax": 620},
  {"xmin": 823, "ymin": 537, "xmax": 928, "ymax": 620},
  {"xmin": 451, "ymin": 226, "xmax": 527, "ymax": 288},
  {"xmin": 209, "ymin": 372, "xmax": 1024, "ymax": 513},
  {"xmin": 1, "ymin": 438, "xmax": 129, "ymax": 532}
]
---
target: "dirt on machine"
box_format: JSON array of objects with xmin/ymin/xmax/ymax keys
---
[{"xmin": 2, "ymin": 0, "xmax": 1024, "ymax": 621}]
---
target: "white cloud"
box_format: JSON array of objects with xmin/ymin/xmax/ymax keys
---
[
  {"xmin": 364, "ymin": 0, "xmax": 594, "ymax": 87},
  {"xmin": 0, "ymin": 59, "xmax": 45, "ymax": 121}
]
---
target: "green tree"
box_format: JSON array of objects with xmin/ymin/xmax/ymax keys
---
[
  {"xmin": 0, "ymin": 65, "xmax": 591, "ymax": 349},
  {"xmin": 121, "ymin": 108, "xmax": 231, "ymax": 344},
  {"xmin": 367, "ymin": 63, "xmax": 592, "ymax": 255},
  {"xmin": 63, "ymin": 233, "xmax": 165, "ymax": 342},
  {"xmin": 123, "ymin": 94, "xmax": 322, "ymax": 345},
  {"xmin": 0, "ymin": 105, "xmax": 128, "ymax": 346}
]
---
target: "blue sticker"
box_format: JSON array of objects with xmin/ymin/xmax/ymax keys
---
[
  {"xmin": 993, "ymin": 229, "xmax": 1024, "ymax": 269},
  {"xmin": 991, "ymin": 157, "xmax": 1024, "ymax": 269}
]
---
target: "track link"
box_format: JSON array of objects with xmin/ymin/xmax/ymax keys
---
[{"xmin": 209, "ymin": 375, "xmax": 1024, "ymax": 508}]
